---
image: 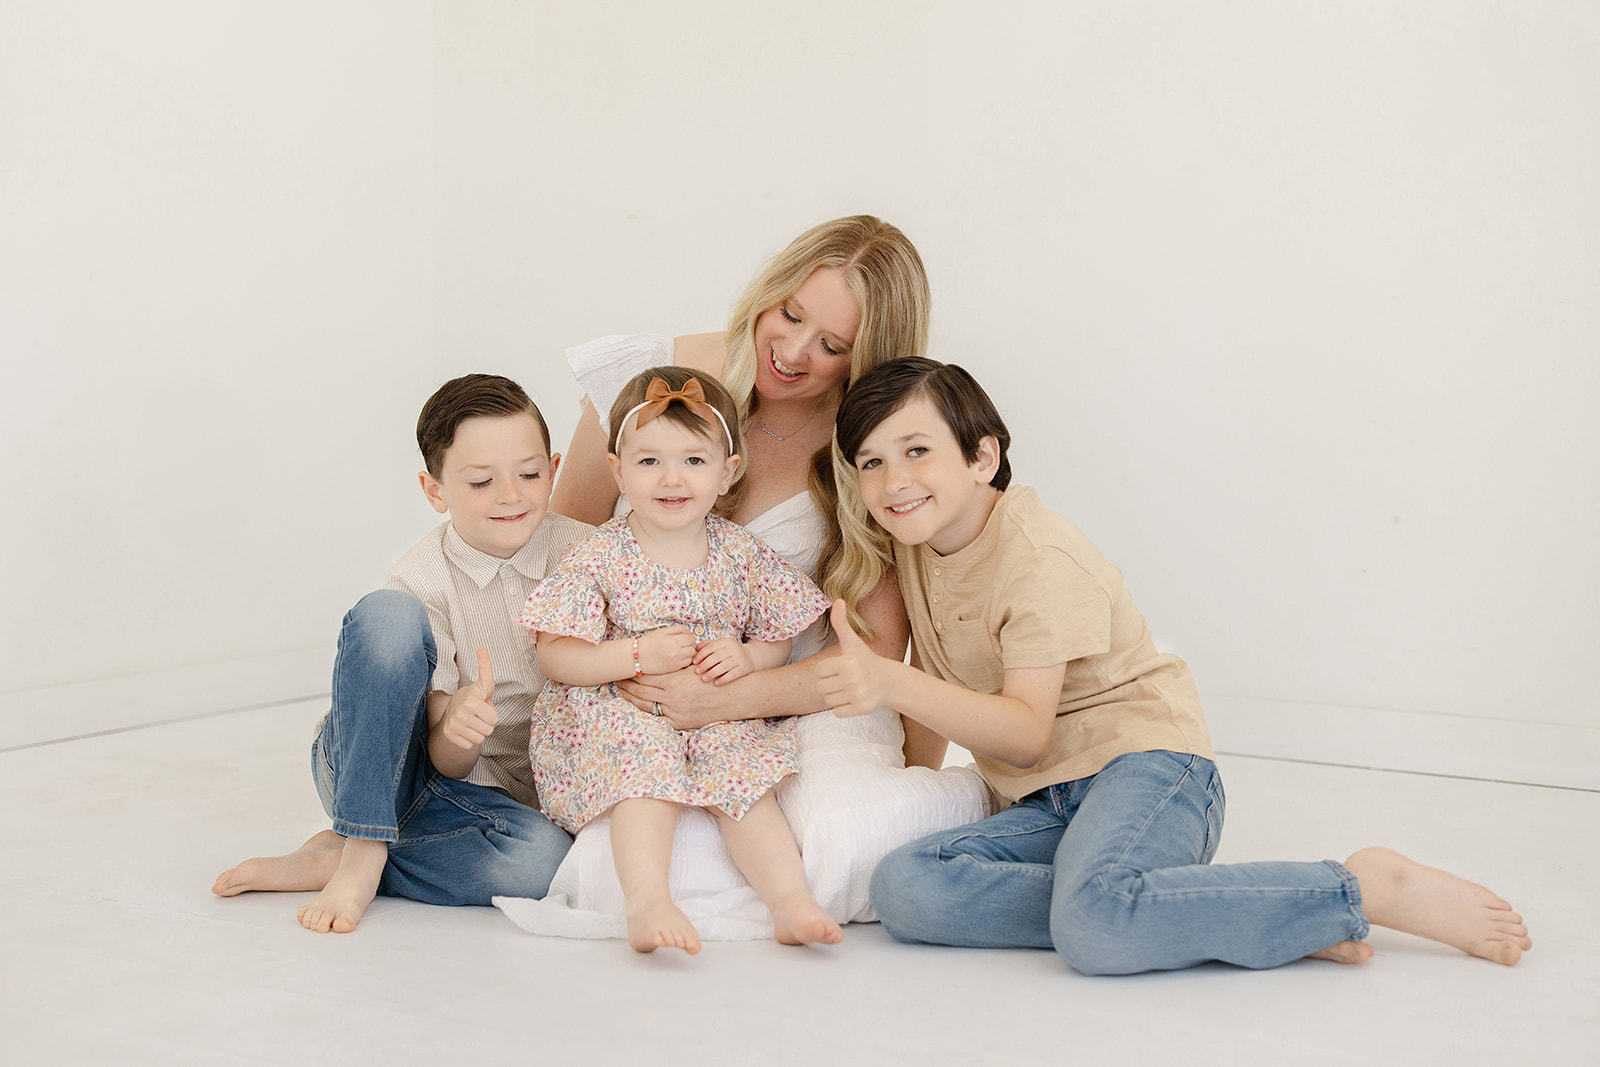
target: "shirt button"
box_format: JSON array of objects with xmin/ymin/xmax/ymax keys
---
[
  {"xmin": 687, "ymin": 577, "xmax": 697, "ymax": 588},
  {"xmin": 932, "ymin": 594, "xmax": 940, "ymax": 604},
  {"xmin": 935, "ymin": 621, "xmax": 943, "ymax": 631},
  {"xmin": 933, "ymin": 567, "xmax": 942, "ymax": 577}
]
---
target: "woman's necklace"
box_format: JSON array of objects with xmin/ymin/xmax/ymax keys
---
[{"xmin": 758, "ymin": 399, "xmax": 828, "ymax": 443}]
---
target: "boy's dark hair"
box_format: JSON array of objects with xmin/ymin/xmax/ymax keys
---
[
  {"xmin": 834, "ymin": 356, "xmax": 1012, "ymax": 491},
  {"xmin": 606, "ymin": 365, "xmax": 743, "ymax": 463},
  {"xmin": 416, "ymin": 374, "xmax": 551, "ymax": 479}
]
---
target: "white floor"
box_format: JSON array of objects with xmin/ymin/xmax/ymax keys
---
[{"xmin": 2, "ymin": 655, "xmax": 1597, "ymax": 1066}]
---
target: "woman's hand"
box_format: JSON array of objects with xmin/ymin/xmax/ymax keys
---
[
  {"xmin": 816, "ymin": 600, "xmax": 894, "ymax": 717},
  {"xmin": 617, "ymin": 667, "xmax": 732, "ymax": 730}
]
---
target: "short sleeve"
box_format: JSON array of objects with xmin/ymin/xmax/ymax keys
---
[
  {"xmin": 731, "ymin": 528, "xmax": 830, "ymax": 644},
  {"xmin": 567, "ymin": 334, "xmax": 674, "ymax": 434},
  {"xmin": 995, "ymin": 547, "xmax": 1112, "ymax": 670},
  {"xmin": 518, "ymin": 552, "xmax": 611, "ymax": 645}
]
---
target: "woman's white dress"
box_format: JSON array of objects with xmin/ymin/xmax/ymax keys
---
[{"xmin": 493, "ymin": 335, "xmax": 996, "ymax": 940}]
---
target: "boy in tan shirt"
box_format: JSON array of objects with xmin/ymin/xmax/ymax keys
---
[{"xmin": 819, "ymin": 357, "xmax": 1531, "ymax": 975}]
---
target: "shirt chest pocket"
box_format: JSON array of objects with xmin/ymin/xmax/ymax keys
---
[{"xmin": 930, "ymin": 615, "xmax": 1005, "ymax": 696}]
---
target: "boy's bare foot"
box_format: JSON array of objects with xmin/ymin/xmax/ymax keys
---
[
  {"xmin": 212, "ymin": 830, "xmax": 345, "ymax": 897},
  {"xmin": 1344, "ymin": 846, "xmax": 1531, "ymax": 965},
  {"xmin": 1306, "ymin": 940, "xmax": 1374, "ymax": 965},
  {"xmin": 626, "ymin": 894, "xmax": 703, "ymax": 955},
  {"xmin": 296, "ymin": 837, "xmax": 388, "ymax": 934},
  {"xmin": 771, "ymin": 891, "xmax": 844, "ymax": 947}
]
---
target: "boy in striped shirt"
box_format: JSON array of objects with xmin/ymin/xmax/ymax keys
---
[{"xmin": 213, "ymin": 374, "xmax": 592, "ymax": 932}]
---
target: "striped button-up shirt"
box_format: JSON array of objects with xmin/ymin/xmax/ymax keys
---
[{"xmin": 382, "ymin": 514, "xmax": 593, "ymax": 808}]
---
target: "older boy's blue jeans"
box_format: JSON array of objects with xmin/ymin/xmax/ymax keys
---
[
  {"xmin": 869, "ymin": 750, "xmax": 1369, "ymax": 974},
  {"xmin": 310, "ymin": 589, "xmax": 571, "ymax": 906}
]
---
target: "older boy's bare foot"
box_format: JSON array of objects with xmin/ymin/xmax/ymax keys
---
[
  {"xmin": 771, "ymin": 891, "xmax": 844, "ymax": 946},
  {"xmin": 1344, "ymin": 846, "xmax": 1531, "ymax": 965},
  {"xmin": 296, "ymin": 837, "xmax": 388, "ymax": 933},
  {"xmin": 626, "ymin": 895, "xmax": 702, "ymax": 955},
  {"xmin": 1306, "ymin": 940, "xmax": 1374, "ymax": 964},
  {"xmin": 212, "ymin": 830, "xmax": 345, "ymax": 897}
]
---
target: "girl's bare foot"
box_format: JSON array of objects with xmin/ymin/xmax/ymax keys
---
[
  {"xmin": 626, "ymin": 894, "xmax": 702, "ymax": 955},
  {"xmin": 212, "ymin": 830, "xmax": 345, "ymax": 897},
  {"xmin": 296, "ymin": 837, "xmax": 388, "ymax": 933},
  {"xmin": 1306, "ymin": 940, "xmax": 1374, "ymax": 964},
  {"xmin": 1344, "ymin": 846, "xmax": 1531, "ymax": 965},
  {"xmin": 771, "ymin": 891, "xmax": 844, "ymax": 947}
]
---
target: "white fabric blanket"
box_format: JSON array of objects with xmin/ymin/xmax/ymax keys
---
[{"xmin": 493, "ymin": 707, "xmax": 996, "ymax": 940}]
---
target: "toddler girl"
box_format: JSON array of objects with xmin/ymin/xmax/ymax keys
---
[
  {"xmin": 520, "ymin": 367, "xmax": 840, "ymax": 954},
  {"xmin": 818, "ymin": 356, "xmax": 1531, "ymax": 975}
]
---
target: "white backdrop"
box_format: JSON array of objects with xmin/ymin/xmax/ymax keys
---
[{"xmin": 4, "ymin": 2, "xmax": 1596, "ymax": 733}]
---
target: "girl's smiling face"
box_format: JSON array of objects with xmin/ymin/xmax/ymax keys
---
[
  {"xmin": 852, "ymin": 395, "xmax": 1001, "ymax": 556},
  {"xmin": 607, "ymin": 415, "xmax": 741, "ymax": 538},
  {"xmin": 752, "ymin": 268, "xmax": 861, "ymax": 405}
]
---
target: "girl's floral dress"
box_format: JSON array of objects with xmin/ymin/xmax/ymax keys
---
[{"xmin": 519, "ymin": 515, "xmax": 829, "ymax": 833}]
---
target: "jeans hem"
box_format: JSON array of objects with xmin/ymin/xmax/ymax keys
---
[
  {"xmin": 1325, "ymin": 858, "xmax": 1371, "ymax": 941},
  {"xmin": 330, "ymin": 820, "xmax": 399, "ymax": 844}
]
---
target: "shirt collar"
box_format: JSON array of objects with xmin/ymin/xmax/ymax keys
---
[
  {"xmin": 443, "ymin": 522, "xmax": 545, "ymax": 589},
  {"xmin": 920, "ymin": 485, "xmax": 1031, "ymax": 572}
]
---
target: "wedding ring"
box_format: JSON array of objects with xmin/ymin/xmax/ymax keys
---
[{"xmin": 652, "ymin": 701, "xmax": 664, "ymax": 717}]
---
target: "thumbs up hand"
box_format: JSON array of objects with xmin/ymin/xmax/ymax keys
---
[
  {"xmin": 817, "ymin": 600, "xmax": 890, "ymax": 718},
  {"xmin": 441, "ymin": 647, "xmax": 500, "ymax": 750}
]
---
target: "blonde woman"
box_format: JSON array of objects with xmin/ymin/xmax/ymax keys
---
[
  {"xmin": 503, "ymin": 217, "xmax": 994, "ymax": 940},
  {"xmin": 552, "ymin": 215, "xmax": 937, "ymax": 758}
]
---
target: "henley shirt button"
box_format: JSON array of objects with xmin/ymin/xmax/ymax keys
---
[
  {"xmin": 933, "ymin": 567, "xmax": 942, "ymax": 577},
  {"xmin": 932, "ymin": 594, "xmax": 940, "ymax": 604}
]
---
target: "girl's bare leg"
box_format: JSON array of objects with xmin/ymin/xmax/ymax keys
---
[
  {"xmin": 296, "ymin": 836, "xmax": 388, "ymax": 933},
  {"xmin": 1345, "ymin": 846, "xmax": 1531, "ymax": 965},
  {"xmin": 713, "ymin": 793, "xmax": 843, "ymax": 947},
  {"xmin": 612, "ymin": 798, "xmax": 700, "ymax": 955},
  {"xmin": 212, "ymin": 830, "xmax": 345, "ymax": 897}
]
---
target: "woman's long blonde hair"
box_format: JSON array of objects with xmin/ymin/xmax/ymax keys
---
[{"xmin": 718, "ymin": 215, "xmax": 930, "ymax": 638}]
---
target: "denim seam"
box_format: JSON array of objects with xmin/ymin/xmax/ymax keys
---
[
  {"xmin": 425, "ymin": 772, "xmax": 509, "ymax": 833},
  {"xmin": 1096, "ymin": 756, "xmax": 1193, "ymax": 901},
  {"xmin": 390, "ymin": 824, "xmax": 488, "ymax": 850},
  {"xmin": 1325, "ymin": 859, "xmax": 1371, "ymax": 940},
  {"xmin": 330, "ymin": 819, "xmax": 399, "ymax": 843}
]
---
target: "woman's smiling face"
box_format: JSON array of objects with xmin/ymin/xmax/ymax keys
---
[{"xmin": 751, "ymin": 268, "xmax": 862, "ymax": 405}]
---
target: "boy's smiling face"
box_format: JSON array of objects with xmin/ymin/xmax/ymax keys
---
[
  {"xmin": 852, "ymin": 395, "xmax": 1000, "ymax": 556},
  {"xmin": 421, "ymin": 413, "xmax": 559, "ymax": 559}
]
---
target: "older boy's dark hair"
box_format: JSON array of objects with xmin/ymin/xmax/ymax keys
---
[
  {"xmin": 416, "ymin": 374, "xmax": 551, "ymax": 479},
  {"xmin": 834, "ymin": 356, "xmax": 1012, "ymax": 491},
  {"xmin": 606, "ymin": 365, "xmax": 743, "ymax": 463}
]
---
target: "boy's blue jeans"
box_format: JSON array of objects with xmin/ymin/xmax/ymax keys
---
[
  {"xmin": 869, "ymin": 750, "xmax": 1369, "ymax": 974},
  {"xmin": 310, "ymin": 589, "xmax": 571, "ymax": 906}
]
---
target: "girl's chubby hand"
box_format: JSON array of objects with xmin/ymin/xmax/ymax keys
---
[
  {"xmin": 637, "ymin": 625, "xmax": 696, "ymax": 674},
  {"xmin": 443, "ymin": 648, "xmax": 499, "ymax": 749},
  {"xmin": 817, "ymin": 601, "xmax": 891, "ymax": 718},
  {"xmin": 692, "ymin": 638, "xmax": 755, "ymax": 685}
]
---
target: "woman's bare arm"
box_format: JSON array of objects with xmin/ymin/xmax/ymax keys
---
[
  {"xmin": 550, "ymin": 396, "xmax": 619, "ymax": 526},
  {"xmin": 617, "ymin": 570, "xmax": 910, "ymax": 729}
]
